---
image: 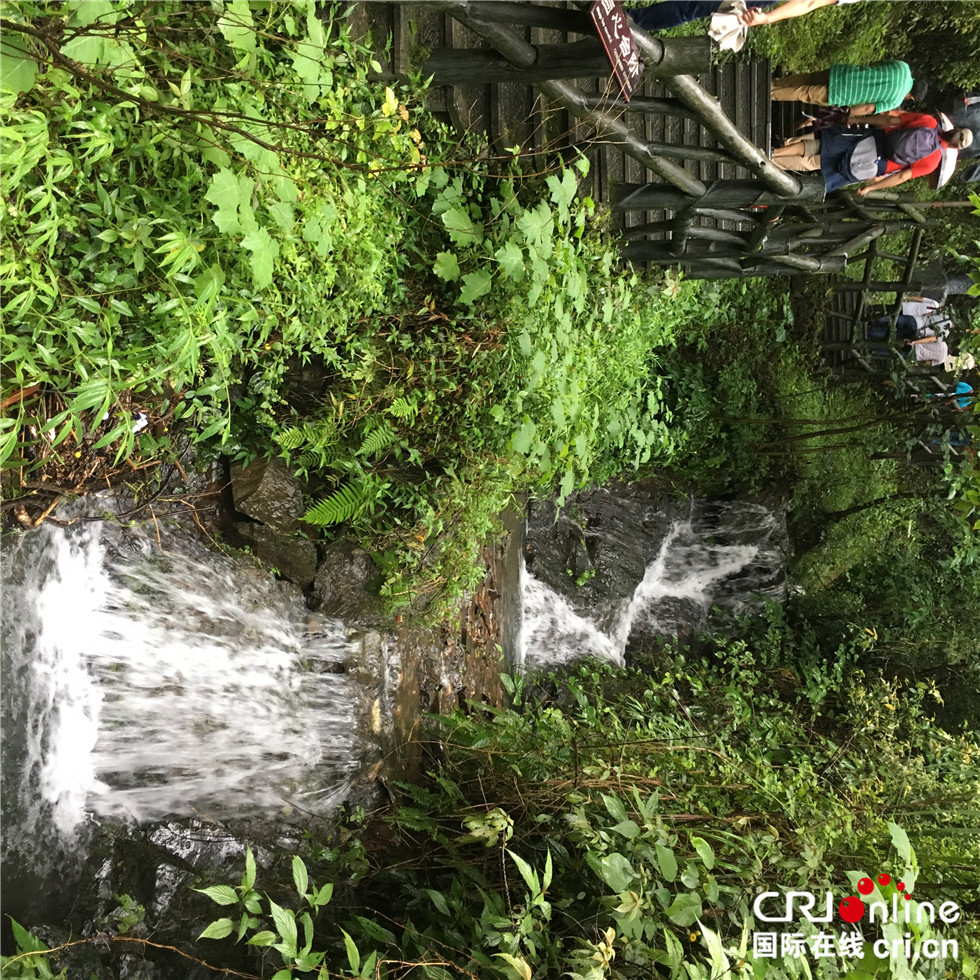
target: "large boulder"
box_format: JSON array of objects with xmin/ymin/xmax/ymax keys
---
[
  {"xmin": 232, "ymin": 523, "xmax": 318, "ymax": 590},
  {"xmin": 309, "ymin": 540, "xmax": 390, "ymax": 629},
  {"xmin": 229, "ymin": 458, "xmax": 305, "ymax": 533}
]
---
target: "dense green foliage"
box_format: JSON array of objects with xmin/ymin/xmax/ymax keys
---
[
  {"xmin": 742, "ymin": 1, "xmax": 980, "ymax": 94},
  {"xmin": 0, "ymin": 0, "xmax": 708, "ymax": 609},
  {"xmin": 78, "ymin": 652, "xmax": 974, "ymax": 980},
  {"xmin": 2, "ymin": 4, "xmax": 979, "ymax": 979}
]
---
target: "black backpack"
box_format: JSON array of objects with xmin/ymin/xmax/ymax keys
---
[{"xmin": 883, "ymin": 126, "xmax": 941, "ymax": 167}]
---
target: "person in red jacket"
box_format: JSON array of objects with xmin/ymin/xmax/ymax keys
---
[
  {"xmin": 852, "ymin": 112, "xmax": 969, "ymax": 196},
  {"xmin": 772, "ymin": 109, "xmax": 973, "ymax": 194}
]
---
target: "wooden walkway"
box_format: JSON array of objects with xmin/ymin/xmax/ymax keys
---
[
  {"xmin": 349, "ymin": 1, "xmax": 967, "ymax": 443},
  {"xmin": 353, "ymin": 2, "xmax": 786, "ymax": 238}
]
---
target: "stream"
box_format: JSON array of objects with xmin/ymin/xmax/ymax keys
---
[{"xmin": 0, "ymin": 484, "xmax": 786, "ymax": 976}]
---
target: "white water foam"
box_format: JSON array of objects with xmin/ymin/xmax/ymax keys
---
[
  {"xmin": 520, "ymin": 504, "xmax": 784, "ymax": 669},
  {"xmin": 2, "ymin": 517, "xmax": 359, "ymax": 837}
]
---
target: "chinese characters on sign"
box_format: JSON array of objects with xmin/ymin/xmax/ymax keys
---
[{"xmin": 589, "ymin": 0, "xmax": 643, "ymax": 101}]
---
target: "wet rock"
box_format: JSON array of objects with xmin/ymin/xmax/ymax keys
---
[
  {"xmin": 523, "ymin": 483, "xmax": 788, "ymax": 656},
  {"xmin": 229, "ymin": 458, "xmax": 305, "ymax": 533},
  {"xmin": 309, "ymin": 540, "xmax": 390, "ymax": 628},
  {"xmin": 524, "ymin": 482, "xmax": 679, "ymax": 615},
  {"xmin": 232, "ymin": 523, "xmax": 318, "ymax": 589}
]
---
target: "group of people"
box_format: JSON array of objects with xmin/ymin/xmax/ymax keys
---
[
  {"xmin": 866, "ymin": 299, "xmax": 975, "ymax": 413},
  {"xmin": 625, "ymin": 0, "xmax": 975, "ymax": 194}
]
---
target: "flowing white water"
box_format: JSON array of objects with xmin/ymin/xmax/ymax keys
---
[
  {"xmin": 520, "ymin": 502, "xmax": 785, "ymax": 669},
  {"xmin": 1, "ymin": 515, "xmax": 359, "ymax": 841}
]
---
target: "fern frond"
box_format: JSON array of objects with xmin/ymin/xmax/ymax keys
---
[
  {"xmin": 387, "ymin": 395, "xmax": 419, "ymax": 421},
  {"xmin": 275, "ymin": 420, "xmax": 339, "ymax": 452},
  {"xmin": 302, "ymin": 481, "xmax": 373, "ymax": 527},
  {"xmin": 357, "ymin": 420, "xmax": 397, "ymax": 459},
  {"xmin": 274, "ymin": 426, "xmax": 307, "ymax": 452},
  {"xmin": 295, "ymin": 445, "xmax": 344, "ymax": 471}
]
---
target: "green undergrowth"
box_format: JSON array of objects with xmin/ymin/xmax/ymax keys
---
[
  {"xmin": 169, "ymin": 651, "xmax": 980, "ymax": 980},
  {"xmin": 0, "ymin": 0, "xmax": 704, "ymax": 613},
  {"xmin": 744, "ymin": 1, "xmax": 980, "ymax": 92},
  {"xmin": 663, "ymin": 279, "xmax": 898, "ymax": 511}
]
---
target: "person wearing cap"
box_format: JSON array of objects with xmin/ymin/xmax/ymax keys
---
[
  {"xmin": 920, "ymin": 379, "xmax": 975, "ymax": 411},
  {"xmin": 853, "ymin": 112, "xmax": 973, "ymax": 196},
  {"xmin": 772, "ymin": 108, "xmax": 974, "ymax": 194}
]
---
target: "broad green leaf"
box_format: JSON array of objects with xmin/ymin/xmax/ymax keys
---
[
  {"xmin": 0, "ymin": 33, "xmax": 37, "ymax": 94},
  {"xmin": 612, "ymin": 819, "xmax": 640, "ymax": 840},
  {"xmin": 495, "ymin": 241, "xmax": 524, "ymax": 280},
  {"xmin": 433, "ymin": 251, "xmax": 460, "ymax": 281},
  {"xmin": 268, "ymin": 898, "xmax": 297, "ymax": 956},
  {"xmin": 459, "ymin": 269, "xmax": 491, "ymax": 305},
  {"xmin": 246, "ymin": 930, "xmax": 277, "ymax": 947},
  {"xmin": 291, "ymin": 855, "xmax": 308, "ymax": 897},
  {"xmin": 425, "ymin": 889, "xmax": 450, "ymax": 916},
  {"xmin": 197, "ymin": 883, "xmax": 238, "ymax": 908},
  {"xmin": 218, "ymin": 0, "xmax": 256, "ymax": 60},
  {"xmin": 494, "ymin": 953, "xmax": 532, "ymax": 980},
  {"xmin": 665, "ymin": 892, "xmax": 703, "ymax": 927},
  {"xmin": 656, "ymin": 843, "xmax": 678, "ymax": 882},
  {"xmin": 700, "ymin": 922, "xmax": 731, "ymax": 975},
  {"xmin": 341, "ymin": 928, "xmax": 360, "ymax": 974},
  {"xmin": 595, "ymin": 852, "xmax": 634, "ymax": 892},
  {"xmin": 558, "ymin": 467, "xmax": 575, "ymax": 503},
  {"xmin": 511, "ymin": 420, "xmax": 536, "ymax": 455},
  {"xmin": 507, "ymin": 850, "xmax": 539, "ymax": 894},
  {"xmin": 67, "ymin": 0, "xmax": 120, "ymax": 26},
  {"xmin": 691, "ymin": 837, "xmax": 715, "ymax": 870},
  {"xmin": 351, "ymin": 915, "xmax": 396, "ymax": 945},
  {"xmin": 60, "ymin": 33, "xmax": 106, "ymax": 64},
  {"xmin": 198, "ymin": 917, "xmax": 234, "ymax": 940},
  {"xmin": 9, "ymin": 918, "xmax": 45, "ymax": 953},
  {"xmin": 241, "ymin": 228, "xmax": 279, "ymax": 290},
  {"xmin": 887, "ymin": 822, "xmax": 912, "ymax": 865},
  {"xmin": 268, "ymin": 201, "xmax": 294, "ymax": 232},
  {"xmin": 205, "ymin": 169, "xmax": 242, "ymax": 234},
  {"xmin": 313, "ymin": 882, "xmax": 334, "ymax": 907},
  {"xmin": 243, "ymin": 848, "xmax": 256, "ymax": 891},
  {"xmin": 441, "ymin": 205, "xmax": 482, "ymax": 245}
]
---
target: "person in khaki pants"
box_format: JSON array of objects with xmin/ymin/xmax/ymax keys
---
[{"xmin": 772, "ymin": 60, "xmax": 913, "ymax": 116}]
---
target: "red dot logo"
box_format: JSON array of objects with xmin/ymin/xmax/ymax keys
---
[
  {"xmin": 878, "ymin": 873, "xmax": 891, "ymax": 886},
  {"xmin": 839, "ymin": 896, "xmax": 866, "ymax": 923},
  {"xmin": 857, "ymin": 877, "xmax": 874, "ymax": 895}
]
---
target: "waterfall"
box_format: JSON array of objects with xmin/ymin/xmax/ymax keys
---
[
  {"xmin": 1, "ymin": 509, "xmax": 362, "ymax": 856},
  {"xmin": 519, "ymin": 498, "xmax": 787, "ymax": 669}
]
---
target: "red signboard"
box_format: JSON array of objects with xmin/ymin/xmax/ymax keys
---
[{"xmin": 590, "ymin": 0, "xmax": 643, "ymax": 101}]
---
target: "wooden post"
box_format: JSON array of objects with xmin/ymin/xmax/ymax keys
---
[
  {"xmin": 434, "ymin": 3, "xmax": 708, "ymax": 196},
  {"xmin": 624, "ymin": 27, "xmax": 800, "ymax": 196},
  {"xmin": 424, "ymin": 40, "xmax": 646, "ymax": 84},
  {"xmin": 621, "ymin": 240, "xmax": 846, "ymax": 274},
  {"xmin": 582, "ymin": 94, "xmax": 699, "ymax": 121},
  {"xmin": 824, "ymin": 224, "xmax": 887, "ymax": 258}
]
